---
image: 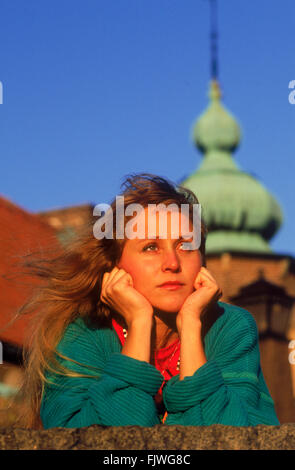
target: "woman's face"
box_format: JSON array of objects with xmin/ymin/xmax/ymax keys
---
[{"xmin": 117, "ymin": 207, "xmax": 202, "ymax": 313}]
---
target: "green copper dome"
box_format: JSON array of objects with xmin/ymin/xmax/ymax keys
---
[
  {"xmin": 181, "ymin": 80, "xmax": 283, "ymax": 254},
  {"xmin": 193, "ymin": 80, "xmax": 241, "ymax": 153}
]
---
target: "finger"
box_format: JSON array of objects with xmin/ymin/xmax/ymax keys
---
[
  {"xmin": 119, "ymin": 271, "xmax": 134, "ymax": 286},
  {"xmin": 101, "ymin": 272, "xmax": 110, "ymax": 290},
  {"xmin": 100, "ymin": 272, "xmax": 110, "ymax": 301},
  {"xmin": 101, "ymin": 268, "xmax": 123, "ymax": 298},
  {"xmin": 199, "ymin": 267, "xmax": 216, "ymax": 282},
  {"xmin": 104, "ymin": 270, "xmax": 133, "ymax": 302},
  {"xmin": 109, "ymin": 269, "xmax": 131, "ymax": 289},
  {"xmin": 107, "ymin": 266, "xmax": 121, "ymax": 283},
  {"xmin": 109, "ymin": 268, "xmax": 129, "ymax": 283},
  {"xmin": 194, "ymin": 269, "xmax": 218, "ymax": 290},
  {"xmin": 194, "ymin": 270, "xmax": 210, "ymax": 286},
  {"xmin": 197, "ymin": 267, "xmax": 217, "ymax": 283},
  {"xmin": 101, "ymin": 267, "xmax": 121, "ymax": 295}
]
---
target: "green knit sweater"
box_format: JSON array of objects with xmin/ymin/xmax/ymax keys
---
[{"xmin": 40, "ymin": 301, "xmax": 280, "ymax": 428}]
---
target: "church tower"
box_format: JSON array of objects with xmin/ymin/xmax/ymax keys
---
[
  {"xmin": 182, "ymin": 78, "xmax": 283, "ymax": 254},
  {"xmin": 181, "ymin": 0, "xmax": 295, "ymax": 424}
]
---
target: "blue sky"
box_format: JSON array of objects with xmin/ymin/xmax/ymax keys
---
[{"xmin": 0, "ymin": 0, "xmax": 294, "ymax": 256}]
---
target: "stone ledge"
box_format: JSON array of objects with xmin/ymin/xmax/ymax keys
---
[{"xmin": 1, "ymin": 424, "xmax": 295, "ymax": 450}]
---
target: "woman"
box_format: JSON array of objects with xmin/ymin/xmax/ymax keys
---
[{"xmin": 19, "ymin": 173, "xmax": 279, "ymax": 428}]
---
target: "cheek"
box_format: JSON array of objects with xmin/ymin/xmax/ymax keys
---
[
  {"xmin": 118, "ymin": 255, "xmax": 152, "ymax": 288},
  {"xmin": 185, "ymin": 256, "xmax": 202, "ymax": 286},
  {"xmin": 131, "ymin": 265, "xmax": 154, "ymax": 290},
  {"xmin": 192, "ymin": 261, "xmax": 202, "ymax": 277}
]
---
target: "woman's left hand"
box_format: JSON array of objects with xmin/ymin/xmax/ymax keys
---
[{"xmin": 176, "ymin": 267, "xmax": 222, "ymax": 333}]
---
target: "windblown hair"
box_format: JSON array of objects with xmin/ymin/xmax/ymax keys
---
[{"xmin": 12, "ymin": 173, "xmax": 207, "ymax": 429}]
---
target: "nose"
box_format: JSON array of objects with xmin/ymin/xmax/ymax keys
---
[{"xmin": 161, "ymin": 248, "xmax": 181, "ymax": 272}]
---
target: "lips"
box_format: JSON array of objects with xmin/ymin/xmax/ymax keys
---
[{"xmin": 158, "ymin": 281, "xmax": 184, "ymax": 290}]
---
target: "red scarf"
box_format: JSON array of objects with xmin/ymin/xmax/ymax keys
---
[{"xmin": 111, "ymin": 318, "xmax": 180, "ymax": 408}]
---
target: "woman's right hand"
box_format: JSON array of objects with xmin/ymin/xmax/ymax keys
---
[{"xmin": 100, "ymin": 267, "xmax": 154, "ymax": 328}]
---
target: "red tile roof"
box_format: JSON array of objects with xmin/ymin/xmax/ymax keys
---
[{"xmin": 0, "ymin": 195, "xmax": 62, "ymax": 347}]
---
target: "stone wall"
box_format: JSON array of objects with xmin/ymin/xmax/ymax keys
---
[{"xmin": 1, "ymin": 424, "xmax": 295, "ymax": 450}]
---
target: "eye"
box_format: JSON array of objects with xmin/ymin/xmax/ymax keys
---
[
  {"xmin": 178, "ymin": 240, "xmax": 196, "ymax": 251},
  {"xmin": 178, "ymin": 242, "xmax": 188, "ymax": 251},
  {"xmin": 142, "ymin": 242, "xmax": 158, "ymax": 252}
]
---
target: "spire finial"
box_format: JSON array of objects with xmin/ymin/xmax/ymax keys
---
[{"xmin": 208, "ymin": 0, "xmax": 218, "ymax": 80}]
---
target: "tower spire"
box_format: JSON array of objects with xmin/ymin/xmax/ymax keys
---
[
  {"xmin": 209, "ymin": 0, "xmax": 218, "ymax": 80},
  {"xmin": 180, "ymin": 0, "xmax": 283, "ymax": 254}
]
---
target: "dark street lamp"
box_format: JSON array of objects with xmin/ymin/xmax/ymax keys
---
[{"xmin": 230, "ymin": 271, "xmax": 295, "ymax": 340}]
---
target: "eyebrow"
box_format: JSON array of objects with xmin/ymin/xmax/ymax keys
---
[{"xmin": 135, "ymin": 235, "xmax": 193, "ymax": 244}]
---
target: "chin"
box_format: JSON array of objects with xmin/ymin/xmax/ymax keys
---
[{"xmin": 153, "ymin": 300, "xmax": 184, "ymax": 313}]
